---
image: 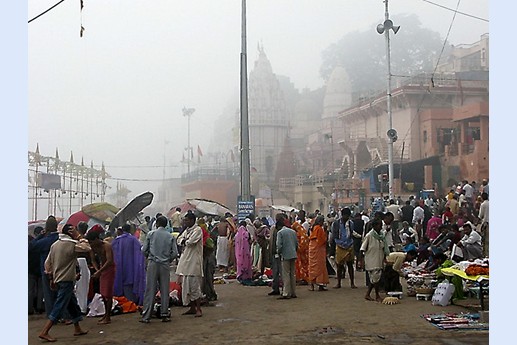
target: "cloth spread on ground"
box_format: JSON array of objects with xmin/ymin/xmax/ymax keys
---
[
  {"xmin": 421, "ymin": 313, "xmax": 488, "ymax": 330},
  {"xmin": 440, "ymin": 267, "xmax": 489, "ymax": 281}
]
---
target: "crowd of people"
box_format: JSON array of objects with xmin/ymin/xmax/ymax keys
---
[{"xmin": 28, "ymin": 178, "xmax": 488, "ymax": 341}]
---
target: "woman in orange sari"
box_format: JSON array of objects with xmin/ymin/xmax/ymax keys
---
[
  {"xmin": 292, "ymin": 212, "xmax": 309, "ymax": 285},
  {"xmin": 308, "ymin": 215, "xmax": 329, "ymax": 291}
]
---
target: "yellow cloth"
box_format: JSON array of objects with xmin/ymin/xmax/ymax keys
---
[{"xmin": 440, "ymin": 267, "xmax": 489, "ymax": 281}]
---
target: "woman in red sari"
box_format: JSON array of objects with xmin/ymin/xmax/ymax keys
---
[{"xmin": 308, "ymin": 215, "xmax": 329, "ymax": 291}]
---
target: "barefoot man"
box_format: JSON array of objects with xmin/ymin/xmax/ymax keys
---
[
  {"xmin": 360, "ymin": 218, "xmax": 389, "ymax": 302},
  {"xmin": 38, "ymin": 223, "xmax": 91, "ymax": 342},
  {"xmin": 86, "ymin": 225, "xmax": 116, "ymax": 325},
  {"xmin": 215, "ymin": 217, "xmax": 230, "ymax": 272},
  {"xmin": 176, "ymin": 212, "xmax": 204, "ymax": 317}
]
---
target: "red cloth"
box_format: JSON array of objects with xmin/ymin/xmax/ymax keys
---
[{"xmin": 100, "ymin": 264, "xmax": 116, "ymax": 299}]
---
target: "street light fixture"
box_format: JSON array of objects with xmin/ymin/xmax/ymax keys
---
[{"xmin": 377, "ymin": 0, "xmax": 399, "ymax": 200}]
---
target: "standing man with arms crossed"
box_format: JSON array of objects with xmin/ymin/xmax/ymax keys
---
[{"xmin": 176, "ymin": 212, "xmax": 204, "ymax": 317}]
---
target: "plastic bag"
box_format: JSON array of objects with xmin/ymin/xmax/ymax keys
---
[{"xmin": 431, "ymin": 281, "xmax": 455, "ymax": 306}]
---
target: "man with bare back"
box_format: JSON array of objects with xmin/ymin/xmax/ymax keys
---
[
  {"xmin": 86, "ymin": 225, "xmax": 116, "ymax": 325},
  {"xmin": 216, "ymin": 217, "xmax": 231, "ymax": 272}
]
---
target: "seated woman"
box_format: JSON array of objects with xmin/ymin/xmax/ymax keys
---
[{"xmin": 416, "ymin": 236, "xmax": 431, "ymax": 265}]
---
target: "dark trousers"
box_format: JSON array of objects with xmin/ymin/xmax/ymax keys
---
[
  {"xmin": 271, "ymin": 257, "xmax": 282, "ymax": 292},
  {"xmin": 383, "ymin": 265, "xmax": 402, "ymax": 292},
  {"xmin": 202, "ymin": 252, "xmax": 218, "ymax": 301}
]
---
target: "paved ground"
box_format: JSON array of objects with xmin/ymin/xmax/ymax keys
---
[{"xmin": 28, "ymin": 270, "xmax": 489, "ymax": 345}]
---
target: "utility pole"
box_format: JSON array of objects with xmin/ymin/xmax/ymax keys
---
[
  {"xmin": 240, "ymin": 0, "xmax": 251, "ymax": 202},
  {"xmin": 377, "ymin": 0, "xmax": 400, "ymax": 200}
]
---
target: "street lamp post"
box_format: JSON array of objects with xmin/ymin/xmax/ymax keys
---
[
  {"xmin": 182, "ymin": 107, "xmax": 195, "ymax": 175},
  {"xmin": 377, "ymin": 0, "xmax": 399, "ymax": 200}
]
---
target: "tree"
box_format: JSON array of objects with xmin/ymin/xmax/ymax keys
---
[{"xmin": 320, "ymin": 14, "xmax": 449, "ymax": 98}]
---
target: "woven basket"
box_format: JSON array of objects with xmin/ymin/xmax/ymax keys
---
[{"xmin": 416, "ymin": 287, "xmax": 435, "ymax": 294}]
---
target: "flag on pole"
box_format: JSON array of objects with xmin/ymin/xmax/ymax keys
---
[{"xmin": 197, "ymin": 145, "xmax": 203, "ymax": 163}]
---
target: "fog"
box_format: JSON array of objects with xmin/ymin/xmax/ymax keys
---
[{"xmin": 28, "ymin": 0, "xmax": 489, "ymax": 200}]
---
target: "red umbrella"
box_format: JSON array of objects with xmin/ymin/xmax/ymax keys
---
[
  {"xmin": 63, "ymin": 210, "xmax": 109, "ymax": 230},
  {"xmin": 166, "ymin": 201, "xmax": 196, "ymax": 218},
  {"xmin": 65, "ymin": 211, "xmax": 90, "ymax": 227}
]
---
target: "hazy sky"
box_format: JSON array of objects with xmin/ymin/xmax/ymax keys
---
[{"xmin": 28, "ymin": 0, "xmax": 489, "ymax": 198}]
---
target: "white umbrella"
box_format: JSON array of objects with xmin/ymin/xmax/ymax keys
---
[{"xmin": 186, "ymin": 198, "xmax": 233, "ymax": 217}]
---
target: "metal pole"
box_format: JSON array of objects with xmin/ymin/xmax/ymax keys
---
[
  {"xmin": 240, "ymin": 0, "xmax": 251, "ymax": 201},
  {"xmin": 182, "ymin": 107, "xmax": 195, "ymax": 175},
  {"xmin": 385, "ymin": 0, "xmax": 394, "ymax": 200}
]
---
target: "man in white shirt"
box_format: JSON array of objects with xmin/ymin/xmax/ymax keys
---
[
  {"xmin": 176, "ymin": 212, "xmax": 204, "ymax": 317},
  {"xmin": 386, "ymin": 199, "xmax": 401, "ymax": 233},
  {"xmin": 457, "ymin": 222, "xmax": 483, "ymax": 260},
  {"xmin": 462, "ymin": 181, "xmax": 474, "ymax": 204},
  {"xmin": 412, "ymin": 202, "xmax": 425, "ymax": 239},
  {"xmin": 478, "ymin": 192, "xmax": 489, "ymax": 257}
]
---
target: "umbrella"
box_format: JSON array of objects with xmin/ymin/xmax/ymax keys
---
[
  {"xmin": 109, "ymin": 191, "xmax": 154, "ymax": 231},
  {"xmin": 186, "ymin": 198, "xmax": 233, "ymax": 217},
  {"xmin": 28, "ymin": 217, "xmax": 64, "ymax": 237},
  {"xmin": 81, "ymin": 202, "xmax": 119, "ymax": 223},
  {"xmin": 61, "ymin": 201, "xmax": 119, "ymax": 230},
  {"xmin": 166, "ymin": 201, "xmax": 196, "ymax": 218},
  {"xmin": 63, "ymin": 211, "xmax": 109, "ymax": 229},
  {"xmin": 270, "ymin": 205, "xmax": 299, "ymax": 213}
]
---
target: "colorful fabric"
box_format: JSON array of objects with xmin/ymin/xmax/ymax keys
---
[
  {"xmin": 111, "ymin": 233, "xmax": 146, "ymax": 305},
  {"xmin": 335, "ymin": 246, "xmax": 354, "ymax": 265},
  {"xmin": 292, "ymin": 221, "xmax": 309, "ymax": 282},
  {"xmin": 308, "ymin": 224, "xmax": 329, "ymax": 285},
  {"xmin": 100, "ymin": 263, "xmax": 116, "ymax": 299},
  {"xmin": 426, "ymin": 216, "xmax": 442, "ymax": 241},
  {"xmin": 334, "ymin": 220, "xmax": 354, "ymax": 249},
  {"xmin": 371, "ymin": 230, "xmax": 390, "ymax": 256},
  {"xmin": 234, "ymin": 225, "xmax": 253, "ymax": 281}
]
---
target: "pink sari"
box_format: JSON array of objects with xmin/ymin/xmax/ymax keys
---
[{"xmin": 234, "ymin": 225, "xmax": 252, "ymax": 281}]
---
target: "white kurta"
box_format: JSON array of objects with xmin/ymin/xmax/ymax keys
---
[
  {"xmin": 175, "ymin": 225, "xmax": 204, "ymax": 277},
  {"xmin": 360, "ymin": 230, "xmax": 386, "ymax": 271}
]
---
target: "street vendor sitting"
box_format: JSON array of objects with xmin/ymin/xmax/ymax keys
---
[
  {"xmin": 456, "ymin": 222, "xmax": 483, "ymax": 261},
  {"xmin": 383, "ymin": 250, "xmax": 417, "ymax": 293}
]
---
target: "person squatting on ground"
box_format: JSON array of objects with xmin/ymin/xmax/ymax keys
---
[{"xmin": 38, "ymin": 223, "xmax": 91, "ymax": 342}]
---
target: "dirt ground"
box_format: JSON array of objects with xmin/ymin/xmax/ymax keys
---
[{"xmin": 28, "ymin": 270, "xmax": 489, "ymax": 345}]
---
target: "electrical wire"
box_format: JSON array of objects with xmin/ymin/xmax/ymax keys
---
[
  {"xmin": 400, "ymin": 0, "xmax": 462, "ymax": 144},
  {"xmin": 28, "ymin": 0, "xmax": 66, "ymax": 23},
  {"xmin": 422, "ymin": 0, "xmax": 488, "ymax": 22}
]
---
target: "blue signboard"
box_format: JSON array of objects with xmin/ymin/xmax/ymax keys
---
[{"xmin": 237, "ymin": 195, "xmax": 255, "ymax": 222}]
